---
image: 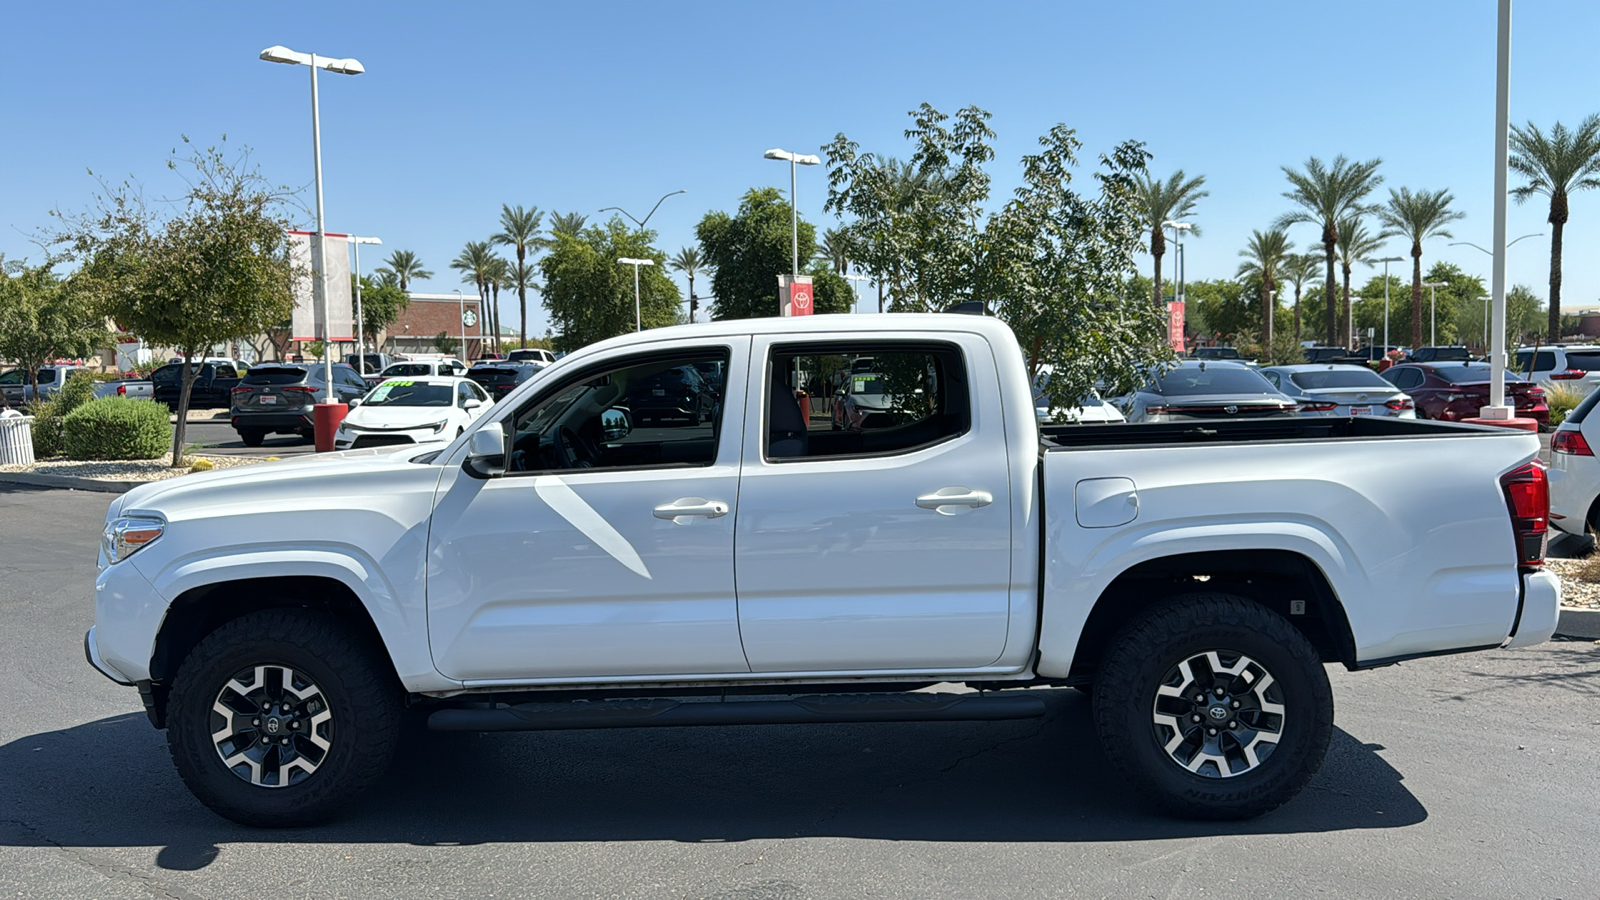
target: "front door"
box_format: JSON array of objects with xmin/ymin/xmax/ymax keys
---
[
  {"xmin": 425, "ymin": 340, "xmax": 751, "ymax": 683},
  {"xmin": 733, "ymin": 336, "xmax": 1015, "ymax": 673}
]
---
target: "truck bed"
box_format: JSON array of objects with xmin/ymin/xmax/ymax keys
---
[{"xmin": 1042, "ymin": 416, "xmax": 1513, "ymax": 450}]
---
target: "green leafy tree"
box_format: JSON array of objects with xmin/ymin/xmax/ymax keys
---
[
  {"xmin": 1335, "ymin": 217, "xmax": 1388, "ymax": 346},
  {"xmin": 380, "ymin": 249, "xmax": 432, "ymax": 290},
  {"xmin": 432, "ymin": 332, "xmax": 459, "ymax": 356},
  {"xmin": 1236, "ymin": 228, "xmax": 1292, "ymax": 349},
  {"xmin": 490, "ymin": 204, "xmax": 545, "ymax": 345},
  {"xmin": 60, "ymin": 139, "xmax": 297, "ymax": 465},
  {"xmin": 1508, "ymin": 115, "xmax": 1600, "ymax": 338},
  {"xmin": 539, "ymin": 217, "xmax": 680, "ymax": 350},
  {"xmin": 1376, "ymin": 187, "xmax": 1465, "ymax": 347},
  {"xmin": 984, "ymin": 126, "xmax": 1170, "ymax": 408},
  {"xmin": 1282, "ymin": 252, "xmax": 1322, "ymax": 342},
  {"xmin": 354, "ymin": 276, "xmax": 409, "ymax": 351},
  {"xmin": 302, "ymin": 340, "xmax": 325, "ymax": 361},
  {"xmin": 823, "ymin": 104, "xmax": 996, "ymax": 311},
  {"xmin": 669, "ymin": 246, "xmax": 709, "ymax": 322},
  {"xmin": 698, "ymin": 187, "xmax": 833, "ymax": 320},
  {"xmin": 1185, "ymin": 278, "xmax": 1255, "ymax": 344},
  {"xmin": 1135, "ymin": 170, "xmax": 1208, "ymax": 307},
  {"xmin": 1277, "ymin": 155, "xmax": 1385, "ymax": 344},
  {"xmin": 0, "ymin": 261, "xmax": 108, "ymax": 399}
]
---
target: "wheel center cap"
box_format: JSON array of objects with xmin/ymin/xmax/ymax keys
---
[
  {"xmin": 1208, "ymin": 705, "xmax": 1229, "ymax": 721},
  {"xmin": 264, "ymin": 717, "xmax": 282, "ymax": 735}
]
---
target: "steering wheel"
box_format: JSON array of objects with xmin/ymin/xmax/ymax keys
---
[{"xmin": 554, "ymin": 426, "xmax": 596, "ymax": 469}]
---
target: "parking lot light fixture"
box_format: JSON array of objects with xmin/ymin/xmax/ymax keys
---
[
  {"xmin": 1373, "ymin": 256, "xmax": 1404, "ymax": 353},
  {"xmin": 618, "ymin": 258, "xmax": 656, "ymax": 332},
  {"xmin": 765, "ymin": 149, "xmax": 822, "ymax": 277},
  {"xmin": 1422, "ymin": 281, "xmax": 1449, "ymax": 347},
  {"xmin": 845, "ymin": 273, "xmax": 869, "ymax": 314},
  {"xmin": 599, "ymin": 190, "xmax": 687, "ymax": 229},
  {"xmin": 452, "ymin": 289, "xmax": 466, "ymax": 359},
  {"xmin": 258, "ymin": 44, "xmax": 364, "ymax": 402}
]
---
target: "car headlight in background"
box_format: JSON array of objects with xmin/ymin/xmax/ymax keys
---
[
  {"xmin": 101, "ymin": 517, "xmax": 164, "ymax": 565},
  {"xmin": 427, "ymin": 421, "xmax": 449, "ymax": 433}
]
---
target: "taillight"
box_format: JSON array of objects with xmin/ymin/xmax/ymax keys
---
[
  {"xmin": 1299, "ymin": 401, "xmax": 1338, "ymax": 412},
  {"xmin": 1527, "ymin": 387, "xmax": 1546, "ymax": 400},
  {"xmin": 231, "ymin": 386, "xmax": 251, "ymax": 394},
  {"xmin": 283, "ymin": 386, "xmax": 316, "ymax": 395},
  {"xmin": 1553, "ymin": 430, "xmax": 1594, "ymax": 456},
  {"xmin": 1385, "ymin": 398, "xmax": 1414, "ymax": 410},
  {"xmin": 117, "ymin": 384, "xmax": 126, "ymax": 396},
  {"xmin": 1499, "ymin": 462, "xmax": 1548, "ymax": 567},
  {"xmin": 1145, "ymin": 405, "xmax": 1168, "ymax": 416},
  {"xmin": 1551, "ymin": 369, "xmax": 1587, "ymax": 380}
]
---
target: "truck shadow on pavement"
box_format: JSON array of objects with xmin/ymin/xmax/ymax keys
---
[{"xmin": 0, "ymin": 690, "xmax": 1424, "ymax": 870}]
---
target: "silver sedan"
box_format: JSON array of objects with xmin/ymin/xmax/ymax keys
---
[
  {"xmin": 1259, "ymin": 364, "xmax": 1416, "ymax": 418},
  {"xmin": 1112, "ymin": 361, "xmax": 1298, "ymax": 424}
]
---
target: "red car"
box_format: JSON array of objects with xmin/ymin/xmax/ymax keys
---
[{"xmin": 1380, "ymin": 362, "xmax": 1549, "ymax": 426}]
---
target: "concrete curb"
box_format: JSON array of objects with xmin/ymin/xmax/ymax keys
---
[
  {"xmin": 0, "ymin": 472, "xmax": 142, "ymax": 494},
  {"xmin": 1556, "ymin": 606, "xmax": 1600, "ymax": 640}
]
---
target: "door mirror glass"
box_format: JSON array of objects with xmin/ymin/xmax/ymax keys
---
[
  {"xmin": 601, "ymin": 408, "xmax": 632, "ymax": 441},
  {"xmin": 347, "ymin": 397, "xmax": 361, "ymax": 409},
  {"xmin": 465, "ymin": 421, "xmax": 506, "ymax": 477}
]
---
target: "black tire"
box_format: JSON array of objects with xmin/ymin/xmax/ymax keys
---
[
  {"xmin": 1091, "ymin": 593, "xmax": 1332, "ymax": 820},
  {"xmin": 298, "ymin": 429, "xmax": 316, "ymax": 444},
  {"xmin": 237, "ymin": 429, "xmax": 265, "ymax": 447},
  {"xmin": 165, "ymin": 609, "xmax": 402, "ymax": 827}
]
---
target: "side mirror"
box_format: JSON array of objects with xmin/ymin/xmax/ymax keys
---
[
  {"xmin": 464, "ymin": 398, "xmax": 482, "ymax": 409},
  {"xmin": 465, "ymin": 421, "xmax": 506, "ymax": 477},
  {"xmin": 347, "ymin": 398, "xmax": 361, "ymax": 409},
  {"xmin": 601, "ymin": 407, "xmax": 632, "ymax": 442}
]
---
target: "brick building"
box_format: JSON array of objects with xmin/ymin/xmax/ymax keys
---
[{"xmin": 380, "ymin": 293, "xmax": 485, "ymax": 360}]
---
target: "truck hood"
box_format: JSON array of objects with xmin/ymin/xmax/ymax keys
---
[{"xmin": 119, "ymin": 443, "xmax": 448, "ymax": 515}]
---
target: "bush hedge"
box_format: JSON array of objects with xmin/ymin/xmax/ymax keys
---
[
  {"xmin": 63, "ymin": 397, "xmax": 172, "ymax": 460},
  {"xmin": 26, "ymin": 372, "xmax": 102, "ymax": 458}
]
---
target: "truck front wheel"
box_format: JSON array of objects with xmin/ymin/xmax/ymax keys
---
[
  {"xmin": 1091, "ymin": 593, "xmax": 1333, "ymax": 820},
  {"xmin": 165, "ymin": 609, "xmax": 402, "ymax": 827}
]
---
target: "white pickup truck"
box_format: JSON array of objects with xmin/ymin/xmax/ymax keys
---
[{"xmin": 85, "ymin": 315, "xmax": 1561, "ymax": 827}]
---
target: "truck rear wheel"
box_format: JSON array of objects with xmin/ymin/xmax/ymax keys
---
[
  {"xmin": 1091, "ymin": 593, "xmax": 1332, "ymax": 820},
  {"xmin": 165, "ymin": 609, "xmax": 401, "ymax": 827}
]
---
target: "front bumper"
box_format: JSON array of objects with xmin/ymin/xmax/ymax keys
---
[
  {"xmin": 1505, "ymin": 569, "xmax": 1562, "ymax": 649},
  {"xmin": 334, "ymin": 425, "xmax": 443, "ymax": 450},
  {"xmin": 84, "ymin": 626, "xmax": 134, "ymax": 685}
]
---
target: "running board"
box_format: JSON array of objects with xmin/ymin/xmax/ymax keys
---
[{"xmin": 427, "ymin": 692, "xmax": 1046, "ymax": 732}]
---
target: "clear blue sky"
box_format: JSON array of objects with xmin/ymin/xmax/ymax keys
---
[{"xmin": 5, "ymin": 1, "xmax": 1599, "ymax": 338}]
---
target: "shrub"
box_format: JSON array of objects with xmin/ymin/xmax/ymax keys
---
[
  {"xmin": 189, "ymin": 458, "xmax": 214, "ymax": 472},
  {"xmin": 63, "ymin": 397, "xmax": 172, "ymax": 460},
  {"xmin": 57, "ymin": 371, "xmax": 98, "ymax": 416},
  {"xmin": 1547, "ymin": 384, "xmax": 1583, "ymax": 426},
  {"xmin": 26, "ymin": 396, "xmax": 63, "ymax": 458}
]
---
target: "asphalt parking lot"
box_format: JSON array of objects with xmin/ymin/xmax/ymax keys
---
[{"xmin": 2, "ymin": 483, "xmax": 1596, "ymax": 899}]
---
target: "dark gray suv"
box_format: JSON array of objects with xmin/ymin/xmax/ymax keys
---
[{"xmin": 229, "ymin": 363, "xmax": 369, "ymax": 446}]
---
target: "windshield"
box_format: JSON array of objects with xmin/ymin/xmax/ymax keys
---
[
  {"xmin": 849, "ymin": 374, "xmax": 885, "ymax": 394},
  {"xmin": 363, "ymin": 381, "xmax": 454, "ymax": 406},
  {"xmin": 1152, "ymin": 366, "xmax": 1275, "ymax": 396},
  {"xmin": 1195, "ymin": 348, "xmax": 1241, "ymax": 359},
  {"xmin": 508, "ymin": 350, "xmax": 545, "ymax": 361},
  {"xmin": 151, "ymin": 363, "xmax": 213, "ymax": 384},
  {"xmin": 1289, "ymin": 369, "xmax": 1392, "ymax": 390},
  {"xmin": 0, "ymin": 370, "xmax": 21, "ymax": 384},
  {"xmin": 383, "ymin": 363, "xmax": 434, "ymax": 377}
]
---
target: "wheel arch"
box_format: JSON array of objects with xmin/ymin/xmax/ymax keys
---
[{"xmin": 1064, "ymin": 549, "xmax": 1358, "ymax": 687}]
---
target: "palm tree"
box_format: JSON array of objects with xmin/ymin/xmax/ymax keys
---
[
  {"xmin": 1335, "ymin": 217, "xmax": 1387, "ymax": 347},
  {"xmin": 450, "ymin": 241, "xmax": 496, "ymax": 356},
  {"xmin": 371, "ymin": 268, "xmax": 400, "ymax": 289},
  {"xmin": 1135, "ymin": 171, "xmax": 1208, "ymax": 309},
  {"xmin": 1375, "ymin": 187, "xmax": 1465, "ymax": 348},
  {"xmin": 1509, "ymin": 115, "xmax": 1600, "ymax": 339},
  {"xmin": 503, "ymin": 259, "xmax": 539, "ymax": 346},
  {"xmin": 669, "ymin": 247, "xmax": 708, "ymax": 323},
  {"xmin": 490, "ymin": 204, "xmax": 546, "ymax": 346},
  {"xmin": 484, "ymin": 256, "xmax": 510, "ymax": 354},
  {"xmin": 1277, "ymin": 155, "xmax": 1384, "ymax": 344},
  {"xmin": 1236, "ymin": 228, "xmax": 1293, "ymax": 350},
  {"xmin": 818, "ymin": 227, "xmax": 851, "ymax": 275},
  {"xmin": 547, "ymin": 211, "xmax": 588, "ymax": 238},
  {"xmin": 382, "ymin": 250, "xmax": 432, "ymax": 290},
  {"xmin": 1282, "ymin": 253, "xmax": 1322, "ymax": 343}
]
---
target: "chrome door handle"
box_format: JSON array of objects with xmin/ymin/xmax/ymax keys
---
[
  {"xmin": 653, "ymin": 498, "xmax": 730, "ymax": 520},
  {"xmin": 915, "ymin": 487, "xmax": 994, "ymax": 510}
]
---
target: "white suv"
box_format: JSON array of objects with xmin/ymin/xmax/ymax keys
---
[{"xmin": 1514, "ymin": 345, "xmax": 1600, "ymax": 397}]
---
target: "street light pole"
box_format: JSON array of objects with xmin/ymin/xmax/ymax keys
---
[
  {"xmin": 1373, "ymin": 255, "xmax": 1404, "ymax": 352},
  {"xmin": 349, "ymin": 236, "xmax": 382, "ymax": 372},
  {"xmin": 1488, "ymin": 0, "xmax": 1512, "ymax": 414},
  {"xmin": 599, "ymin": 189, "xmax": 687, "ymax": 229},
  {"xmin": 765, "ymin": 149, "xmax": 822, "ymax": 277},
  {"xmin": 259, "ymin": 45, "xmax": 364, "ymax": 402},
  {"xmin": 1421, "ymin": 280, "xmax": 1449, "ymax": 346},
  {"xmin": 1450, "ymin": 233, "xmax": 1542, "ymax": 256},
  {"xmin": 452, "ymin": 289, "xmax": 465, "ymax": 360},
  {"xmin": 845, "ymin": 273, "xmax": 868, "ymax": 314},
  {"xmin": 617, "ymin": 258, "xmax": 656, "ymax": 331}
]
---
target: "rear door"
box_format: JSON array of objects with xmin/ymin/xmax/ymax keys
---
[{"xmin": 733, "ymin": 333, "xmax": 1014, "ymax": 673}]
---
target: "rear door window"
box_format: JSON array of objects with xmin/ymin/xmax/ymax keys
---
[{"xmin": 1561, "ymin": 352, "xmax": 1600, "ymax": 372}]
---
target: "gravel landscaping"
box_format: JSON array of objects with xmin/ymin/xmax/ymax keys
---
[
  {"xmin": 0, "ymin": 453, "xmax": 265, "ymax": 483},
  {"xmin": 1543, "ymin": 557, "xmax": 1600, "ymax": 610}
]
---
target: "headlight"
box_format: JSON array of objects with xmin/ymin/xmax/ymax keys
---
[
  {"xmin": 101, "ymin": 516, "xmax": 164, "ymax": 565},
  {"xmin": 427, "ymin": 420, "xmax": 449, "ymax": 433}
]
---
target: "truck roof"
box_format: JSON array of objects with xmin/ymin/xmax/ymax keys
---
[{"xmin": 575, "ymin": 314, "xmax": 1019, "ymax": 361}]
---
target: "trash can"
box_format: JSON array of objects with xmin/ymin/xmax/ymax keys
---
[
  {"xmin": 312, "ymin": 403, "xmax": 349, "ymax": 453},
  {"xmin": 0, "ymin": 415, "xmax": 35, "ymax": 466}
]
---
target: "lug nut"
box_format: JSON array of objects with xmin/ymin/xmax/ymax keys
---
[
  {"xmin": 1231, "ymin": 700, "xmax": 1241, "ymax": 709},
  {"xmin": 1215, "ymin": 687, "xmax": 1225, "ymax": 696},
  {"xmin": 1208, "ymin": 728, "xmax": 1217, "ymax": 736},
  {"xmin": 1194, "ymin": 694, "xmax": 1206, "ymax": 703},
  {"xmin": 262, "ymin": 702, "xmax": 271, "ymax": 710},
  {"xmin": 281, "ymin": 703, "xmax": 291, "ymax": 712},
  {"xmin": 1191, "ymin": 715, "xmax": 1202, "ymax": 723},
  {"xmin": 281, "ymin": 737, "xmax": 290, "ymax": 745},
  {"xmin": 1228, "ymin": 721, "xmax": 1237, "ymax": 729},
  {"xmin": 252, "ymin": 718, "xmax": 260, "ymax": 726},
  {"xmin": 290, "ymin": 721, "xmax": 299, "ymax": 729}
]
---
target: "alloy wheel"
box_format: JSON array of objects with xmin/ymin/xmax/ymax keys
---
[{"xmin": 209, "ymin": 664, "xmax": 334, "ymax": 788}]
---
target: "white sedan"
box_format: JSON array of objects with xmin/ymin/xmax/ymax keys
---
[
  {"xmin": 1548, "ymin": 390, "xmax": 1600, "ymax": 538},
  {"xmin": 334, "ymin": 377, "xmax": 492, "ymax": 451}
]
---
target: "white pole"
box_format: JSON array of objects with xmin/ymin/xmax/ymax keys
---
[
  {"xmin": 458, "ymin": 290, "xmax": 466, "ymax": 359},
  {"xmin": 1487, "ymin": 0, "xmax": 1512, "ymax": 414},
  {"xmin": 1383, "ymin": 259, "xmax": 1390, "ymax": 351},
  {"xmin": 790, "ymin": 157, "xmax": 799, "ymax": 279},
  {"xmin": 353, "ymin": 239, "xmax": 364, "ymax": 370},
  {"xmin": 1430, "ymin": 284, "xmax": 1436, "ymax": 346},
  {"xmin": 634, "ymin": 263, "xmax": 642, "ymax": 332},
  {"xmin": 309, "ymin": 55, "xmax": 333, "ymax": 402}
]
